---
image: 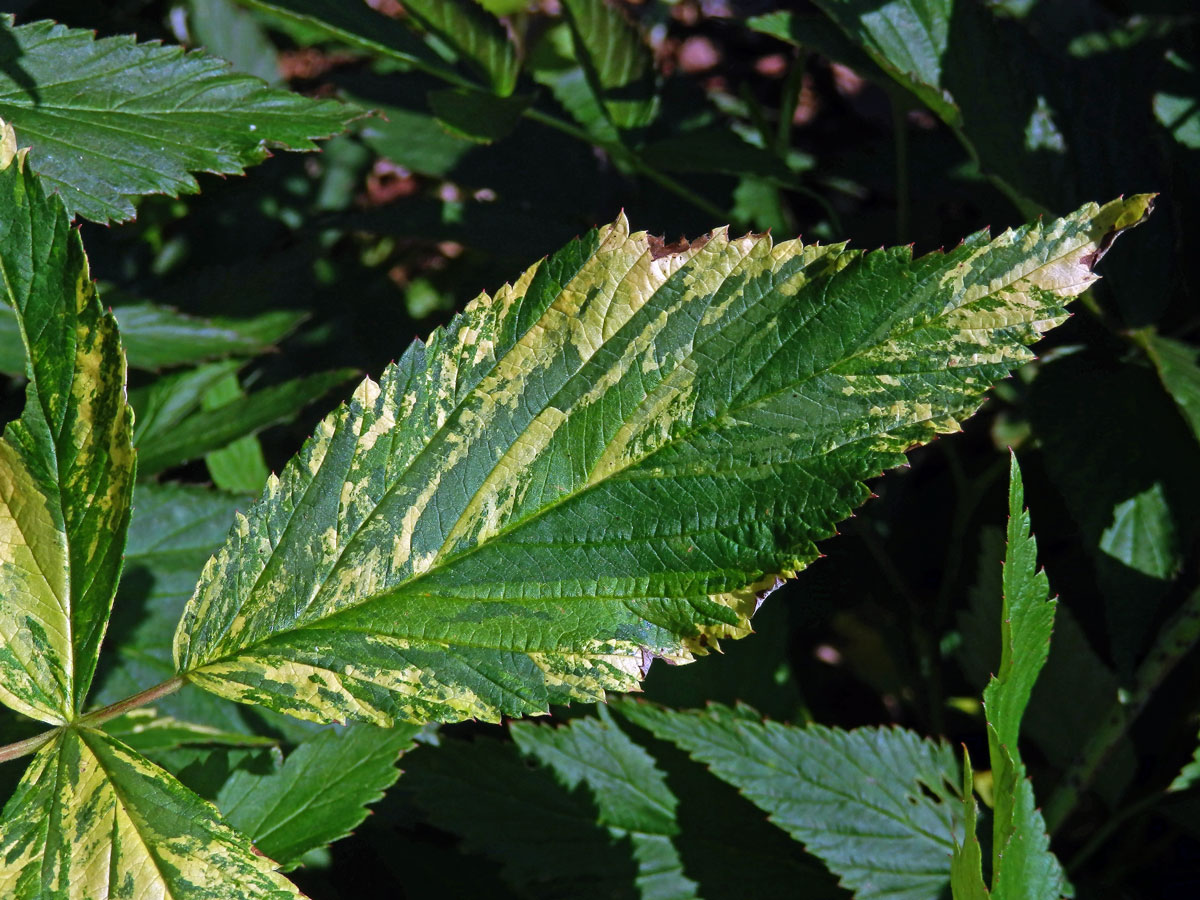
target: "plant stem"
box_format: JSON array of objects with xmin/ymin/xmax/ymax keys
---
[
  {"xmin": 1044, "ymin": 586, "xmax": 1200, "ymax": 833},
  {"xmin": 0, "ymin": 676, "xmax": 185, "ymax": 765},
  {"xmin": 0, "ymin": 727, "xmax": 60, "ymax": 764}
]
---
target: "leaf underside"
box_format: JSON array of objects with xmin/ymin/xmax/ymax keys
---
[
  {"xmin": 171, "ymin": 196, "xmax": 1151, "ymax": 730},
  {"xmin": 0, "ymin": 15, "xmax": 356, "ymax": 222}
]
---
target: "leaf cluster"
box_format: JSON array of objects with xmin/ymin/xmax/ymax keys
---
[{"xmin": 0, "ymin": 1, "xmax": 1197, "ymax": 898}]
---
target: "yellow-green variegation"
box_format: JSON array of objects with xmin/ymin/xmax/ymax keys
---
[
  {"xmin": 0, "ymin": 728, "xmax": 298, "ymax": 899},
  {"xmin": 0, "ymin": 120, "xmax": 135, "ymax": 725},
  {"xmin": 173, "ymin": 193, "xmax": 1152, "ymax": 728}
]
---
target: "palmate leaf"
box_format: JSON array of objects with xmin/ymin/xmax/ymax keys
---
[
  {"xmin": 616, "ymin": 701, "xmax": 963, "ymax": 900},
  {"xmin": 0, "ymin": 728, "xmax": 298, "ymax": 899},
  {"xmin": 0, "ymin": 121, "xmax": 135, "ymax": 724},
  {"xmin": 0, "ymin": 15, "xmax": 357, "ymax": 222},
  {"xmin": 171, "ymin": 195, "xmax": 1151, "ymax": 729}
]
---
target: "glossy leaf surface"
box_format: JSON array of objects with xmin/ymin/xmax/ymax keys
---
[{"xmin": 172, "ymin": 197, "xmax": 1149, "ymax": 729}]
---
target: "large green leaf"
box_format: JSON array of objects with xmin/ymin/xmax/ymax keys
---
[
  {"xmin": 0, "ymin": 122, "xmax": 135, "ymax": 724},
  {"xmin": 616, "ymin": 701, "xmax": 963, "ymax": 900},
  {"xmin": 401, "ymin": 734, "xmax": 641, "ymax": 897},
  {"xmin": 0, "ymin": 15, "xmax": 357, "ymax": 222},
  {"xmin": 216, "ymin": 722, "xmax": 420, "ymax": 870},
  {"xmin": 512, "ymin": 709, "xmax": 698, "ymax": 900},
  {"xmin": 0, "ymin": 728, "xmax": 298, "ymax": 899},
  {"xmin": 171, "ymin": 196, "xmax": 1151, "ymax": 729}
]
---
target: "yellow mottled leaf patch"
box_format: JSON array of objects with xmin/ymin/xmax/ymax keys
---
[{"xmin": 0, "ymin": 728, "xmax": 298, "ymax": 899}]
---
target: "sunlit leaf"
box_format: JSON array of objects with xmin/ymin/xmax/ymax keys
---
[
  {"xmin": 171, "ymin": 196, "xmax": 1151, "ymax": 729},
  {"xmin": 0, "ymin": 121, "xmax": 135, "ymax": 724},
  {"xmin": 401, "ymin": 0, "xmax": 519, "ymax": 97},
  {"xmin": 560, "ymin": 0, "xmax": 658, "ymax": 131},
  {"xmin": 0, "ymin": 15, "xmax": 357, "ymax": 222},
  {"xmin": 0, "ymin": 729, "xmax": 298, "ymax": 899}
]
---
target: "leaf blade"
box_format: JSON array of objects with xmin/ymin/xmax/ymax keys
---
[
  {"xmin": 0, "ymin": 122, "xmax": 135, "ymax": 723},
  {"xmin": 173, "ymin": 196, "xmax": 1151, "ymax": 729},
  {"xmin": 0, "ymin": 15, "xmax": 357, "ymax": 222},
  {"xmin": 0, "ymin": 729, "xmax": 299, "ymax": 899}
]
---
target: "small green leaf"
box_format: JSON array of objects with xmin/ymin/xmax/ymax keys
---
[
  {"xmin": 401, "ymin": 0, "xmax": 519, "ymax": 96},
  {"xmin": 203, "ymin": 373, "xmax": 272, "ymax": 493},
  {"xmin": 136, "ymin": 367, "xmax": 356, "ymax": 476},
  {"xmin": 102, "ymin": 706, "xmax": 276, "ymax": 754},
  {"xmin": 0, "ymin": 729, "xmax": 298, "ymax": 898},
  {"xmin": 1169, "ymin": 729, "xmax": 1200, "ymax": 793},
  {"xmin": 171, "ymin": 197, "xmax": 1150, "ymax": 730},
  {"xmin": 1139, "ymin": 331, "xmax": 1200, "ymax": 446},
  {"xmin": 950, "ymin": 748, "xmax": 990, "ymax": 900},
  {"xmin": 0, "ymin": 15, "xmax": 358, "ymax": 222},
  {"xmin": 1098, "ymin": 482, "xmax": 1180, "ymax": 580},
  {"xmin": 561, "ymin": 0, "xmax": 658, "ymax": 131},
  {"xmin": 512, "ymin": 709, "xmax": 698, "ymax": 899},
  {"xmin": 1154, "ymin": 51, "xmax": 1200, "ymax": 149},
  {"xmin": 615, "ymin": 701, "xmax": 963, "ymax": 900},
  {"xmin": 981, "ymin": 455, "xmax": 1068, "ymax": 899},
  {"xmin": 216, "ymin": 723, "xmax": 421, "ymax": 870},
  {"xmin": 0, "ymin": 122, "xmax": 135, "ymax": 724}
]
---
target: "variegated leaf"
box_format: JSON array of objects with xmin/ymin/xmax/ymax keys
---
[
  {"xmin": 0, "ymin": 120, "xmax": 135, "ymax": 724},
  {"xmin": 0, "ymin": 727, "xmax": 298, "ymax": 899},
  {"xmin": 173, "ymin": 195, "xmax": 1152, "ymax": 728}
]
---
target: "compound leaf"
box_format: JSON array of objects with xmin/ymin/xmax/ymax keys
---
[
  {"xmin": 0, "ymin": 122, "xmax": 135, "ymax": 724},
  {"xmin": 0, "ymin": 15, "xmax": 357, "ymax": 222},
  {"xmin": 216, "ymin": 722, "xmax": 421, "ymax": 870},
  {"xmin": 172, "ymin": 196, "xmax": 1151, "ymax": 729},
  {"xmin": 0, "ymin": 728, "xmax": 298, "ymax": 899},
  {"xmin": 615, "ymin": 701, "xmax": 963, "ymax": 900}
]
